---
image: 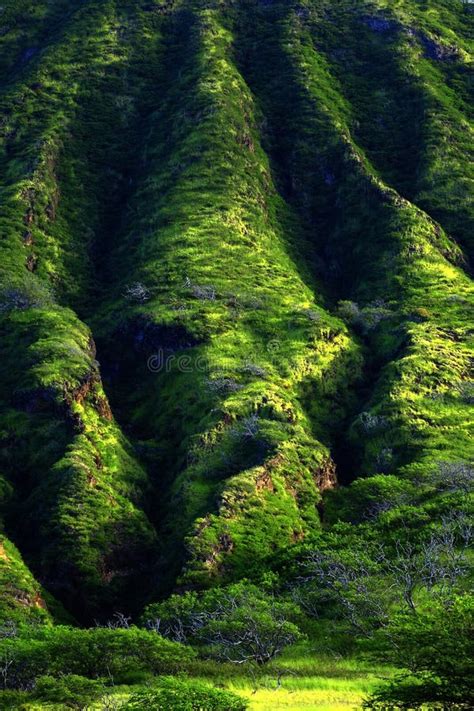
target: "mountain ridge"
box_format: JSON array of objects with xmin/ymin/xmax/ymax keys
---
[{"xmin": 0, "ymin": 0, "xmax": 472, "ymax": 628}]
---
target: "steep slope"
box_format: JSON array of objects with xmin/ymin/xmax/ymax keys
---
[
  {"xmin": 0, "ymin": 0, "xmax": 472, "ymax": 622},
  {"xmin": 233, "ymin": 0, "xmax": 473, "ymax": 483},
  {"xmin": 303, "ymin": 0, "xmax": 474, "ymax": 261},
  {"xmin": 93, "ymin": 5, "xmax": 362, "ymax": 588},
  {"xmin": 0, "ymin": 527, "xmax": 52, "ymax": 625},
  {"xmin": 0, "ymin": 0, "xmax": 162, "ymax": 620}
]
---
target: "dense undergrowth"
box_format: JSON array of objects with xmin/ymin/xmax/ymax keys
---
[{"xmin": 0, "ymin": 0, "xmax": 472, "ymax": 707}]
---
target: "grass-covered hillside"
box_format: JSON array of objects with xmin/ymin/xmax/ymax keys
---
[{"xmin": 0, "ymin": 1, "xmax": 472, "ymax": 709}]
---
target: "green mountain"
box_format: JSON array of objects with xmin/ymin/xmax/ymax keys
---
[{"xmin": 0, "ymin": 0, "xmax": 472, "ymax": 643}]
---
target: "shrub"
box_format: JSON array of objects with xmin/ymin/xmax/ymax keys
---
[
  {"xmin": 145, "ymin": 582, "xmax": 303, "ymax": 665},
  {"xmin": 124, "ymin": 282, "xmax": 150, "ymax": 303},
  {"xmin": 0, "ymin": 279, "xmax": 53, "ymax": 313},
  {"xmin": 301, "ymin": 308, "xmax": 322, "ymax": 322},
  {"xmin": 240, "ymin": 363, "xmax": 267, "ymax": 377},
  {"xmin": 231, "ymin": 414, "xmax": 260, "ymax": 439},
  {"xmin": 336, "ymin": 300, "xmax": 391, "ymax": 333},
  {"xmin": 458, "ymin": 380, "xmax": 474, "ymax": 404},
  {"xmin": 426, "ymin": 461, "xmax": 474, "ymax": 494},
  {"xmin": 34, "ymin": 675, "xmax": 104, "ymax": 709},
  {"xmin": 357, "ymin": 411, "xmax": 388, "ymax": 435},
  {"xmin": 0, "ymin": 638, "xmax": 47, "ymax": 690},
  {"xmin": 0, "ymin": 626, "xmax": 195, "ymax": 689},
  {"xmin": 337, "ymin": 300, "xmax": 360, "ymax": 324},
  {"xmin": 207, "ymin": 378, "xmax": 242, "ymax": 394},
  {"xmin": 0, "ymin": 690, "xmax": 30, "ymax": 709},
  {"xmin": 358, "ymin": 305, "xmax": 391, "ymax": 332},
  {"xmin": 123, "ymin": 677, "xmax": 247, "ymax": 711},
  {"xmin": 364, "ymin": 595, "xmax": 474, "ymax": 709},
  {"xmin": 191, "ymin": 284, "xmax": 216, "ymax": 301},
  {"xmin": 375, "ymin": 447, "xmax": 394, "ymax": 473}
]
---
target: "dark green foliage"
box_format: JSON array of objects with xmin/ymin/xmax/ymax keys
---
[
  {"xmin": 34, "ymin": 675, "xmax": 105, "ymax": 709},
  {"xmin": 0, "ymin": 690, "xmax": 30, "ymax": 710},
  {"xmin": 0, "ymin": 4, "xmax": 472, "ymax": 709},
  {"xmin": 364, "ymin": 595, "xmax": 474, "ymax": 709},
  {"xmin": 123, "ymin": 676, "xmax": 247, "ymax": 711},
  {"xmin": 145, "ymin": 581, "xmax": 303, "ymax": 665},
  {"xmin": 0, "ymin": 625, "xmax": 195, "ymax": 689}
]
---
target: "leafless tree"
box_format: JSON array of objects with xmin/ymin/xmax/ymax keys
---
[
  {"xmin": 0, "ymin": 649, "xmax": 16, "ymax": 690},
  {"xmin": 147, "ymin": 614, "xmax": 191, "ymax": 644},
  {"xmin": 147, "ymin": 587, "xmax": 301, "ymax": 665},
  {"xmin": 426, "ymin": 461, "xmax": 474, "ymax": 495},
  {"xmin": 296, "ymin": 516, "xmax": 472, "ymax": 633},
  {"xmin": 298, "ymin": 550, "xmax": 391, "ymax": 635},
  {"xmin": 104, "ymin": 612, "xmax": 132, "ymax": 629},
  {"xmin": 380, "ymin": 516, "xmax": 471, "ymax": 611}
]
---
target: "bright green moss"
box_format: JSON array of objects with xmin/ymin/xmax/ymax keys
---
[
  {"xmin": 232, "ymin": 0, "xmax": 473, "ymax": 491},
  {"xmin": 0, "ymin": 532, "xmax": 52, "ymax": 624},
  {"xmin": 0, "ymin": 0, "xmax": 163, "ymax": 620},
  {"xmin": 0, "ymin": 0, "xmax": 471, "ymax": 617},
  {"xmin": 91, "ymin": 5, "xmax": 363, "ymax": 586}
]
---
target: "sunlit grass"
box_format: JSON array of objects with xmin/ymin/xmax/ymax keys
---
[
  {"xmin": 176, "ymin": 645, "xmax": 392, "ymax": 711},
  {"xmin": 230, "ymin": 671, "xmax": 379, "ymax": 709}
]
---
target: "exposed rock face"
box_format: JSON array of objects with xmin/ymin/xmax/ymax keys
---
[
  {"xmin": 417, "ymin": 32, "xmax": 461, "ymax": 61},
  {"xmin": 361, "ymin": 15, "xmax": 398, "ymax": 33},
  {"xmin": 315, "ymin": 458, "xmax": 337, "ymax": 493}
]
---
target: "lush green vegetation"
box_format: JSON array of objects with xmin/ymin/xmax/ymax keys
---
[{"xmin": 0, "ymin": 0, "xmax": 472, "ymax": 708}]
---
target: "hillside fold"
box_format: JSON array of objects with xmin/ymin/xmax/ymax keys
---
[{"xmin": 0, "ymin": 0, "xmax": 472, "ymax": 622}]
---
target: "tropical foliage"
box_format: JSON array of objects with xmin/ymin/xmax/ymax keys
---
[{"xmin": 0, "ymin": 0, "xmax": 472, "ymax": 708}]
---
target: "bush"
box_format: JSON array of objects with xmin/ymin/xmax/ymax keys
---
[
  {"xmin": 0, "ymin": 278, "xmax": 53, "ymax": 314},
  {"xmin": 364, "ymin": 595, "xmax": 474, "ymax": 709},
  {"xmin": 0, "ymin": 626, "xmax": 195, "ymax": 689},
  {"xmin": 34, "ymin": 675, "xmax": 104, "ymax": 709},
  {"xmin": 124, "ymin": 282, "xmax": 151, "ymax": 303},
  {"xmin": 0, "ymin": 690, "xmax": 30, "ymax": 709},
  {"xmin": 123, "ymin": 677, "xmax": 247, "ymax": 710},
  {"xmin": 458, "ymin": 380, "xmax": 474, "ymax": 404},
  {"xmin": 145, "ymin": 581, "xmax": 303, "ymax": 665},
  {"xmin": 337, "ymin": 300, "xmax": 361, "ymax": 324},
  {"xmin": 357, "ymin": 411, "xmax": 388, "ymax": 435},
  {"xmin": 336, "ymin": 300, "xmax": 392, "ymax": 334},
  {"xmin": 427, "ymin": 461, "xmax": 474, "ymax": 494}
]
